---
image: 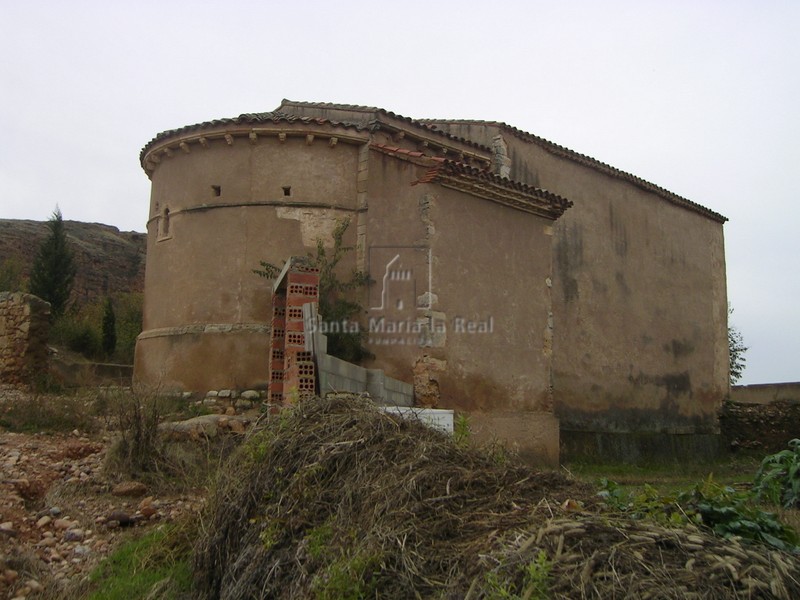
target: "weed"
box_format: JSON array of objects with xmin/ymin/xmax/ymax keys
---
[
  {"xmin": 104, "ymin": 390, "xmax": 164, "ymax": 476},
  {"xmin": 753, "ymin": 438, "xmax": 800, "ymax": 508},
  {"xmin": 0, "ymin": 391, "xmax": 97, "ymax": 433},
  {"xmin": 81, "ymin": 524, "xmax": 193, "ymax": 600},
  {"xmin": 306, "ymin": 523, "xmax": 335, "ymax": 561},
  {"xmin": 259, "ymin": 521, "xmax": 283, "ymax": 551},
  {"xmin": 484, "ymin": 551, "xmax": 552, "ymax": 600},
  {"xmin": 453, "ymin": 412, "xmax": 471, "ymax": 449},
  {"xmin": 598, "ymin": 475, "xmax": 800, "ymax": 553},
  {"xmin": 679, "ymin": 476, "xmax": 799, "ymax": 552},
  {"xmin": 522, "ymin": 551, "xmax": 552, "ymax": 599},
  {"xmin": 312, "ymin": 547, "xmax": 380, "ymax": 600}
]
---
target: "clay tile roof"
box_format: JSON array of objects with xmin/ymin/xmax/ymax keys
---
[
  {"xmin": 279, "ymin": 100, "xmax": 491, "ymax": 153},
  {"xmin": 140, "ymin": 111, "xmax": 370, "ymax": 164},
  {"xmin": 371, "ymin": 143, "xmax": 572, "ymax": 220},
  {"xmin": 418, "ymin": 119, "xmax": 727, "ymax": 223}
]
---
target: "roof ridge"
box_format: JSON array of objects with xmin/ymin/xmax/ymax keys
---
[
  {"xmin": 418, "ymin": 119, "xmax": 727, "ymax": 223},
  {"xmin": 280, "ymin": 99, "xmax": 382, "ymax": 113}
]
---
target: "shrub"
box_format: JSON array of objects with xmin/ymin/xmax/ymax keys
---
[
  {"xmin": 51, "ymin": 306, "xmax": 103, "ymax": 360},
  {"xmin": 753, "ymin": 438, "xmax": 800, "ymax": 508},
  {"xmin": 104, "ymin": 390, "xmax": 165, "ymax": 477}
]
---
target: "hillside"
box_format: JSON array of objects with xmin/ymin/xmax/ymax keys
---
[{"xmin": 0, "ymin": 219, "xmax": 146, "ymax": 303}]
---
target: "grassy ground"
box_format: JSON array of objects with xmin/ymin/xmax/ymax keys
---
[{"xmin": 564, "ymin": 454, "xmax": 763, "ymax": 492}]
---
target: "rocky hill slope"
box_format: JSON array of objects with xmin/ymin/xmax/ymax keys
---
[{"xmin": 0, "ymin": 219, "xmax": 146, "ymax": 303}]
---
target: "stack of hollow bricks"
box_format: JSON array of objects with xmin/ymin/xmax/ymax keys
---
[{"xmin": 268, "ymin": 261, "xmax": 320, "ymax": 404}]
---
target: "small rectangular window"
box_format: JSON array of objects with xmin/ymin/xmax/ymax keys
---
[
  {"xmin": 211, "ymin": 185, "xmax": 221, "ymax": 197},
  {"xmin": 282, "ymin": 186, "xmax": 291, "ymax": 197}
]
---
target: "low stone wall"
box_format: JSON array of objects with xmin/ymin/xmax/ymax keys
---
[
  {"xmin": 720, "ymin": 383, "xmax": 800, "ymax": 454},
  {"xmin": 720, "ymin": 400, "xmax": 800, "ymax": 454},
  {"xmin": 0, "ymin": 292, "xmax": 50, "ymax": 387}
]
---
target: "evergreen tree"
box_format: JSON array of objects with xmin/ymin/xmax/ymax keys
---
[
  {"xmin": 29, "ymin": 207, "xmax": 76, "ymax": 318},
  {"xmin": 102, "ymin": 297, "xmax": 117, "ymax": 359}
]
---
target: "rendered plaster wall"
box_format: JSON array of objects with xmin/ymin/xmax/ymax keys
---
[
  {"xmin": 0, "ymin": 292, "xmax": 50, "ymax": 387},
  {"xmin": 423, "ymin": 122, "xmax": 728, "ymax": 439},
  {"xmin": 362, "ymin": 151, "xmax": 559, "ymax": 464},
  {"xmin": 731, "ymin": 382, "xmax": 800, "ymax": 405},
  {"xmin": 135, "ymin": 133, "xmax": 362, "ymax": 392}
]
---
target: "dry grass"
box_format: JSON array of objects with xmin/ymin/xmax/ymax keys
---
[{"xmin": 193, "ymin": 395, "xmax": 800, "ymax": 599}]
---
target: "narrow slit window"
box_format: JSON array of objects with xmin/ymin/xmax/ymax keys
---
[
  {"xmin": 160, "ymin": 207, "xmax": 170, "ymax": 238},
  {"xmin": 282, "ymin": 186, "xmax": 291, "ymax": 197},
  {"xmin": 211, "ymin": 185, "xmax": 221, "ymax": 197}
]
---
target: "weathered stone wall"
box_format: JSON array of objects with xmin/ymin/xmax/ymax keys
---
[
  {"xmin": 0, "ymin": 292, "xmax": 50, "ymax": 387},
  {"xmin": 720, "ymin": 400, "xmax": 800, "ymax": 455}
]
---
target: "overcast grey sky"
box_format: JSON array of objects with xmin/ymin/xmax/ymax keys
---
[{"xmin": 1, "ymin": 1, "xmax": 797, "ymax": 385}]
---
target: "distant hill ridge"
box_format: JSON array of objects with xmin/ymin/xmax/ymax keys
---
[{"xmin": 0, "ymin": 219, "xmax": 146, "ymax": 304}]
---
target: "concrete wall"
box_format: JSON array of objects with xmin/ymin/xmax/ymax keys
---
[
  {"xmin": 315, "ymin": 336, "xmax": 414, "ymax": 407},
  {"xmin": 0, "ymin": 292, "xmax": 50, "ymax": 387}
]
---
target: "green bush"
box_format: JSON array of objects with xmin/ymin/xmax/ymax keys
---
[
  {"xmin": 48, "ymin": 293, "xmax": 142, "ymax": 363},
  {"xmin": 753, "ymin": 438, "xmax": 800, "ymax": 508},
  {"xmin": 51, "ymin": 306, "xmax": 103, "ymax": 360}
]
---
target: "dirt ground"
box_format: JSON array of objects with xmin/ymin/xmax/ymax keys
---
[{"xmin": 0, "ymin": 386, "xmax": 204, "ymax": 600}]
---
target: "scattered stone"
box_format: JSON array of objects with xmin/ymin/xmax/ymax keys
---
[
  {"xmin": 112, "ymin": 481, "xmax": 148, "ymax": 497},
  {"xmin": 64, "ymin": 528, "xmax": 84, "ymax": 542},
  {"xmin": 36, "ymin": 537, "xmax": 57, "ymax": 547},
  {"xmin": 0, "ymin": 521, "xmax": 17, "ymax": 537},
  {"xmin": 241, "ymin": 390, "xmax": 260, "ymax": 400},
  {"xmin": 225, "ymin": 406, "xmax": 237, "ymax": 416},
  {"xmin": 218, "ymin": 389, "xmax": 232, "ymax": 398},
  {"xmin": 205, "ymin": 390, "xmax": 219, "ymax": 398},
  {"xmin": 228, "ymin": 419, "xmax": 246, "ymax": 434},
  {"xmin": 53, "ymin": 518, "xmax": 74, "ymax": 530},
  {"xmin": 235, "ymin": 399, "xmax": 253, "ymax": 410},
  {"xmin": 36, "ymin": 515, "xmax": 52, "ymax": 528},
  {"xmin": 107, "ymin": 510, "xmax": 134, "ymax": 527}
]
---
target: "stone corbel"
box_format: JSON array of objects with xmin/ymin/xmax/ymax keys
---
[
  {"xmin": 199, "ymin": 137, "xmax": 209, "ymax": 148},
  {"xmin": 224, "ymin": 134, "xmax": 234, "ymax": 146},
  {"xmin": 179, "ymin": 142, "xmax": 190, "ymax": 154},
  {"xmin": 278, "ymin": 133, "xmax": 287, "ymax": 143},
  {"xmin": 249, "ymin": 131, "xmax": 258, "ymax": 145},
  {"xmin": 329, "ymin": 137, "xmax": 338, "ymax": 148},
  {"xmin": 306, "ymin": 134, "xmax": 315, "ymax": 145}
]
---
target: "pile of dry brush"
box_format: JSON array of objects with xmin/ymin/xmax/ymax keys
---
[{"xmin": 193, "ymin": 395, "xmax": 800, "ymax": 599}]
